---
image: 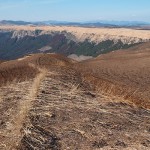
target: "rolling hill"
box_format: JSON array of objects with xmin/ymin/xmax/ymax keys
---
[
  {"xmin": 0, "ymin": 42, "xmax": 150, "ymax": 149},
  {"xmin": 75, "ymin": 42, "xmax": 150, "ymax": 109}
]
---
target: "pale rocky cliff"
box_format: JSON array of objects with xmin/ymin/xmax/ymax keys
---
[
  {"xmin": 0, "ymin": 25, "xmax": 150, "ymax": 60},
  {"xmin": 1, "ymin": 25, "xmax": 150, "ymax": 43}
]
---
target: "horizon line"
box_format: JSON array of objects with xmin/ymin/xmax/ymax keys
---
[{"xmin": 1, "ymin": 19, "xmax": 150, "ymax": 24}]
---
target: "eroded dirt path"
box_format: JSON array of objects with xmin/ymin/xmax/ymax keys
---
[
  {"xmin": 0, "ymin": 80, "xmax": 33, "ymax": 149},
  {"xmin": 17, "ymin": 67, "xmax": 150, "ymax": 150},
  {"xmin": 0, "ymin": 69, "xmax": 46, "ymax": 150},
  {"xmin": 0, "ymin": 65, "xmax": 150, "ymax": 150}
]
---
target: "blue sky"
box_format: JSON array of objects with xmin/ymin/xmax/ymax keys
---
[{"xmin": 0, "ymin": 0, "xmax": 150, "ymax": 22}]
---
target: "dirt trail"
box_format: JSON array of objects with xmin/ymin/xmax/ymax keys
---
[
  {"xmin": 0, "ymin": 65, "xmax": 150, "ymax": 150},
  {"xmin": 0, "ymin": 80, "xmax": 32, "ymax": 149},
  {"xmin": 0, "ymin": 53, "xmax": 149, "ymax": 149},
  {"xmin": 0, "ymin": 50, "xmax": 150, "ymax": 150},
  {"xmin": 0, "ymin": 68, "xmax": 47, "ymax": 150},
  {"xmin": 16, "ymin": 67, "xmax": 150, "ymax": 150}
]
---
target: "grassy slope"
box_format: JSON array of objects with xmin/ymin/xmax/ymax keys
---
[
  {"xmin": 0, "ymin": 53, "xmax": 149, "ymax": 149},
  {"xmin": 75, "ymin": 42, "xmax": 150, "ymax": 109}
]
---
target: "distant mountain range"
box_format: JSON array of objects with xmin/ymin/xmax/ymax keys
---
[
  {"xmin": 0, "ymin": 20, "xmax": 32, "ymax": 25},
  {"xmin": 0, "ymin": 20, "xmax": 150, "ymax": 27}
]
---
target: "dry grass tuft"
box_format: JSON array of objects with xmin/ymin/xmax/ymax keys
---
[{"xmin": 0, "ymin": 67, "xmax": 47, "ymax": 150}]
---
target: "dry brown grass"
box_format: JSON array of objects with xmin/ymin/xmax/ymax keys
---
[
  {"xmin": 0, "ymin": 54, "xmax": 74, "ymax": 149},
  {"xmin": 17, "ymin": 66, "xmax": 150, "ymax": 150},
  {"xmin": 0, "ymin": 53, "xmax": 74, "ymax": 86},
  {"xmin": 0, "ymin": 67, "xmax": 47, "ymax": 150},
  {"xmin": 0, "ymin": 80, "xmax": 32, "ymax": 149},
  {"xmin": 74, "ymin": 42, "xmax": 150, "ymax": 109},
  {"xmin": 0, "ymin": 53, "xmax": 150, "ymax": 149}
]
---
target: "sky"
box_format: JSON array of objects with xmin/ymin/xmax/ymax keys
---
[{"xmin": 0, "ymin": 0, "xmax": 150, "ymax": 22}]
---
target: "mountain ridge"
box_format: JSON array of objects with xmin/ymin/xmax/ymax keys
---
[
  {"xmin": 0, "ymin": 25, "xmax": 150, "ymax": 60},
  {"xmin": 1, "ymin": 20, "xmax": 150, "ymax": 27}
]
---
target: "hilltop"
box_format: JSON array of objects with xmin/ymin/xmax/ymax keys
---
[{"xmin": 0, "ymin": 43, "xmax": 150, "ymax": 149}]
